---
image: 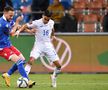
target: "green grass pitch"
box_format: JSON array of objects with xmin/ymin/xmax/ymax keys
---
[{"xmin": 0, "ymin": 73, "xmax": 108, "ymax": 90}]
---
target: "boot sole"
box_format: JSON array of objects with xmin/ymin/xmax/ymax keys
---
[{"xmin": 28, "ymin": 82, "xmax": 36, "ymax": 88}]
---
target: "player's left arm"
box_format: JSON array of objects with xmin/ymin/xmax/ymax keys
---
[
  {"xmin": 51, "ymin": 28, "xmax": 56, "ymax": 41},
  {"xmin": 10, "ymin": 16, "xmax": 23, "ymax": 36}
]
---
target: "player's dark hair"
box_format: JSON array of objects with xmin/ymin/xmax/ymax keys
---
[
  {"xmin": 43, "ymin": 10, "xmax": 52, "ymax": 17},
  {"xmin": 4, "ymin": 6, "xmax": 14, "ymax": 12}
]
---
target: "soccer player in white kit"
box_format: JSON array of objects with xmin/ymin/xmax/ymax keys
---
[{"xmin": 16, "ymin": 10, "xmax": 61, "ymax": 88}]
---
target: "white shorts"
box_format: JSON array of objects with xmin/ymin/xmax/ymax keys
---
[{"xmin": 30, "ymin": 42, "xmax": 59, "ymax": 62}]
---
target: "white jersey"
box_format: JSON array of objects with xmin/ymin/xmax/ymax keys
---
[
  {"xmin": 27, "ymin": 18, "xmax": 59, "ymax": 62},
  {"xmin": 27, "ymin": 18, "xmax": 54, "ymax": 42}
]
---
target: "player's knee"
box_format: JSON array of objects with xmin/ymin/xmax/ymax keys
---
[
  {"xmin": 19, "ymin": 54, "xmax": 25, "ymax": 60},
  {"xmin": 21, "ymin": 57, "xmax": 25, "ymax": 61},
  {"xmin": 10, "ymin": 54, "xmax": 21, "ymax": 62}
]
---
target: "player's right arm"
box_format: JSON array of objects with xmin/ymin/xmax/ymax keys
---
[
  {"xmin": 24, "ymin": 28, "xmax": 36, "ymax": 34},
  {"xmin": 15, "ymin": 20, "xmax": 37, "ymax": 37},
  {"xmin": 14, "ymin": 24, "xmax": 29, "ymax": 37},
  {"xmin": 18, "ymin": 24, "xmax": 28, "ymax": 33}
]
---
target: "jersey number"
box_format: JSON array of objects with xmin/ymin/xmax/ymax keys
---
[{"xmin": 43, "ymin": 30, "xmax": 49, "ymax": 36}]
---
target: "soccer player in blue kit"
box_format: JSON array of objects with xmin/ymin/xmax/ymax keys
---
[{"xmin": 0, "ymin": 6, "xmax": 35, "ymax": 88}]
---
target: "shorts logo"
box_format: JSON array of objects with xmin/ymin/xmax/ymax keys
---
[
  {"xmin": 40, "ymin": 37, "xmax": 72, "ymax": 70},
  {"xmin": 4, "ymin": 53, "xmax": 7, "ymax": 56}
]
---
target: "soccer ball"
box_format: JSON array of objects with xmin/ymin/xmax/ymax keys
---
[{"xmin": 17, "ymin": 77, "xmax": 28, "ymax": 88}]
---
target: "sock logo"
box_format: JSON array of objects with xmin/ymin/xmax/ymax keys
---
[{"xmin": 40, "ymin": 37, "xmax": 72, "ymax": 70}]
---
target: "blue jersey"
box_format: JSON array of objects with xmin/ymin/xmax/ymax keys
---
[{"xmin": 0, "ymin": 16, "xmax": 15, "ymax": 48}]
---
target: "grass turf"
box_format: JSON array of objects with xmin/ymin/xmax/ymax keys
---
[{"xmin": 0, "ymin": 73, "xmax": 108, "ymax": 90}]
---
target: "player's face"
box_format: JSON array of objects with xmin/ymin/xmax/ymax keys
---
[
  {"xmin": 5, "ymin": 11, "xmax": 14, "ymax": 21},
  {"xmin": 42, "ymin": 16, "xmax": 50, "ymax": 24}
]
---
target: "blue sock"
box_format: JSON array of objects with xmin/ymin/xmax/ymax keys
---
[
  {"xmin": 7, "ymin": 63, "xmax": 18, "ymax": 76},
  {"xmin": 7, "ymin": 61, "xmax": 26, "ymax": 76},
  {"xmin": 16, "ymin": 60, "xmax": 29, "ymax": 80}
]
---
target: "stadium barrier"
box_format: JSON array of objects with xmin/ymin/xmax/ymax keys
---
[{"xmin": 1, "ymin": 33, "xmax": 108, "ymax": 73}]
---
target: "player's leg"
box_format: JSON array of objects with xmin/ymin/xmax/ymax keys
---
[
  {"xmin": 2, "ymin": 56, "xmax": 27, "ymax": 87},
  {"xmin": 45, "ymin": 46, "xmax": 61, "ymax": 88},
  {"xmin": 1, "ymin": 47, "xmax": 35, "ymax": 88},
  {"xmin": 9, "ymin": 54, "xmax": 29, "ymax": 78},
  {"xmin": 11, "ymin": 54, "xmax": 36, "ymax": 88},
  {"xmin": 50, "ymin": 60, "xmax": 61, "ymax": 88},
  {"xmin": 25, "ymin": 45, "xmax": 40, "ymax": 75},
  {"xmin": 0, "ymin": 47, "xmax": 18, "ymax": 87},
  {"xmin": 24, "ymin": 57, "xmax": 38, "ymax": 88},
  {"xmin": 24, "ymin": 45, "xmax": 40, "ymax": 88},
  {"xmin": 25, "ymin": 57, "xmax": 35, "ymax": 75},
  {"xmin": 2, "ymin": 46, "xmax": 25, "ymax": 86},
  {"xmin": 52, "ymin": 61, "xmax": 61, "ymax": 77},
  {"xmin": 7, "ymin": 46, "xmax": 25, "ymax": 76}
]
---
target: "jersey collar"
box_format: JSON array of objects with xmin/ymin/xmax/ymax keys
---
[
  {"xmin": 41, "ymin": 18, "xmax": 49, "ymax": 25},
  {"xmin": 3, "ymin": 15, "xmax": 7, "ymax": 21}
]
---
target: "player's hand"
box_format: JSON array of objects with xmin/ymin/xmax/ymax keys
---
[{"xmin": 15, "ymin": 30, "xmax": 20, "ymax": 38}]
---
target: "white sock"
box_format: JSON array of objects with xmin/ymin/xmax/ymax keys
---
[
  {"xmin": 6, "ymin": 73, "xmax": 10, "ymax": 77},
  {"xmin": 25, "ymin": 64, "xmax": 31, "ymax": 75},
  {"xmin": 53, "ymin": 67, "xmax": 61, "ymax": 77}
]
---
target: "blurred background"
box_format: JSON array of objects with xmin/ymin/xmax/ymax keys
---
[{"xmin": 1, "ymin": 0, "xmax": 108, "ymax": 32}]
